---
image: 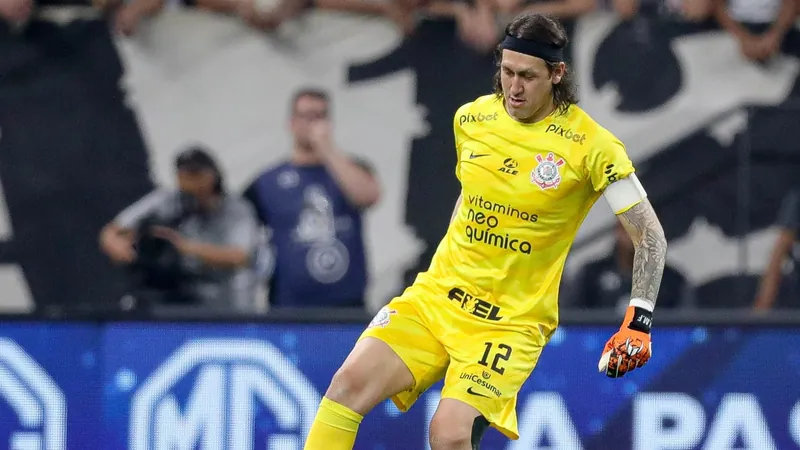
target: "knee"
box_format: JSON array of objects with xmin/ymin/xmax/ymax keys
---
[
  {"xmin": 325, "ymin": 363, "xmax": 371, "ymax": 406},
  {"xmin": 429, "ymin": 415, "xmax": 473, "ymax": 450}
]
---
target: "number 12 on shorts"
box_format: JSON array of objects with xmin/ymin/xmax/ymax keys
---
[{"xmin": 478, "ymin": 342, "xmax": 512, "ymax": 375}]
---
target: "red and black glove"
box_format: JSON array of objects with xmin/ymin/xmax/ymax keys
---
[{"xmin": 598, "ymin": 304, "xmax": 652, "ymax": 378}]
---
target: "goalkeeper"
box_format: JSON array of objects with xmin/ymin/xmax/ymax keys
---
[{"xmin": 304, "ymin": 11, "xmax": 667, "ymax": 450}]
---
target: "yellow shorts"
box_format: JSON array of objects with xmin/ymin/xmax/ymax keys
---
[{"xmin": 360, "ymin": 283, "xmax": 547, "ymax": 440}]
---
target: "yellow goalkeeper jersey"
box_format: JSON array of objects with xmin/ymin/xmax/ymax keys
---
[{"xmin": 413, "ymin": 94, "xmax": 636, "ymax": 335}]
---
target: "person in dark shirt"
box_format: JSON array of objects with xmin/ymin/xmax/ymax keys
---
[
  {"xmin": 573, "ymin": 221, "xmax": 691, "ymax": 313},
  {"xmin": 244, "ymin": 88, "xmax": 381, "ymax": 308},
  {"xmin": 754, "ymin": 189, "xmax": 800, "ymax": 310}
]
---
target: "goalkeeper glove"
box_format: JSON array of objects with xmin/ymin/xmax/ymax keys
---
[{"xmin": 598, "ymin": 302, "xmax": 652, "ymax": 378}]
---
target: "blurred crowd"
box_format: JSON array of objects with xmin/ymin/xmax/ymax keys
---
[
  {"xmin": 2, "ymin": 0, "xmax": 800, "ymax": 62},
  {"xmin": 1, "ymin": 0, "xmax": 799, "ymax": 316},
  {"xmin": 112, "ymin": 0, "xmax": 799, "ymax": 64},
  {"xmin": 98, "ymin": 89, "xmax": 381, "ymax": 314}
]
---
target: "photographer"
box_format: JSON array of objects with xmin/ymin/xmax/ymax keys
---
[{"xmin": 100, "ymin": 147, "xmax": 260, "ymax": 313}]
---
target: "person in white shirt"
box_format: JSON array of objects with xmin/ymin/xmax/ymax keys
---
[{"xmin": 715, "ymin": 0, "xmax": 796, "ymax": 62}]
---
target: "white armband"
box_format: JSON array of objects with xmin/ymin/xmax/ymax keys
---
[
  {"xmin": 603, "ymin": 174, "xmax": 647, "ymax": 214},
  {"xmin": 629, "ymin": 297, "xmax": 654, "ymax": 312}
]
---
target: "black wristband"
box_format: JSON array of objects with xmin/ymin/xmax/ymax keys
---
[{"xmin": 627, "ymin": 307, "xmax": 653, "ymax": 334}]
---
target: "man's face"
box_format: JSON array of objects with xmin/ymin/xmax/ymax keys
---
[
  {"xmin": 177, "ymin": 168, "xmax": 216, "ymax": 200},
  {"xmin": 500, "ymin": 49, "xmax": 563, "ymax": 121},
  {"xmin": 290, "ymin": 95, "xmax": 329, "ymax": 149}
]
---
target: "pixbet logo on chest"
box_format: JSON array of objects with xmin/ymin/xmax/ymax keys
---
[
  {"xmin": 459, "ymin": 112, "xmax": 499, "ymax": 126},
  {"xmin": 545, "ymin": 124, "xmax": 586, "ymax": 145}
]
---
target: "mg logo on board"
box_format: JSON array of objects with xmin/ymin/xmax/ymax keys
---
[
  {"xmin": 0, "ymin": 338, "xmax": 66, "ymax": 450},
  {"xmin": 130, "ymin": 339, "xmax": 321, "ymax": 450}
]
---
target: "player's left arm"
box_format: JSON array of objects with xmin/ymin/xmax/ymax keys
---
[
  {"xmin": 615, "ymin": 195, "xmax": 667, "ymax": 310},
  {"xmin": 600, "ymin": 187, "xmax": 666, "ymax": 380},
  {"xmin": 600, "ymin": 177, "xmax": 667, "ymax": 378},
  {"xmin": 586, "ymin": 135, "xmax": 666, "ymax": 378}
]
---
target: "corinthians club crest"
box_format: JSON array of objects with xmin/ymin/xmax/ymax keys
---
[
  {"xmin": 531, "ymin": 152, "xmax": 565, "ymax": 190},
  {"xmin": 367, "ymin": 306, "xmax": 397, "ymax": 329}
]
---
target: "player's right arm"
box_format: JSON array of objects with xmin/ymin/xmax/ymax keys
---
[
  {"xmin": 449, "ymin": 193, "xmax": 462, "ymax": 225},
  {"xmin": 449, "ymin": 101, "xmax": 472, "ymax": 226}
]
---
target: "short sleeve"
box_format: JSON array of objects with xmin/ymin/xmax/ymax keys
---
[
  {"xmin": 243, "ymin": 180, "xmax": 269, "ymax": 226},
  {"xmin": 453, "ymin": 102, "xmax": 473, "ymax": 182},
  {"xmin": 224, "ymin": 199, "xmax": 259, "ymax": 252},
  {"xmin": 777, "ymin": 190, "xmax": 800, "ymax": 233},
  {"xmin": 584, "ymin": 134, "xmax": 635, "ymax": 192},
  {"xmin": 115, "ymin": 189, "xmax": 174, "ymax": 230}
]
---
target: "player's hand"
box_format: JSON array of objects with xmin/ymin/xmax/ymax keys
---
[{"xmin": 598, "ymin": 304, "xmax": 652, "ymax": 378}]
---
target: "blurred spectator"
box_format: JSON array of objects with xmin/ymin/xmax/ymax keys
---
[
  {"xmin": 0, "ymin": 0, "xmax": 127, "ymax": 27},
  {"xmin": 0, "ymin": 0, "xmax": 163, "ymax": 36},
  {"xmin": 754, "ymin": 189, "xmax": 800, "ymax": 311},
  {"xmin": 714, "ymin": 0, "xmax": 796, "ymax": 62},
  {"xmin": 244, "ymin": 88, "xmax": 380, "ymax": 309},
  {"xmin": 613, "ymin": 0, "xmax": 712, "ymax": 21},
  {"xmin": 572, "ymin": 222, "xmax": 692, "ymax": 313},
  {"xmin": 194, "ymin": 0, "xmax": 417, "ymax": 33},
  {"xmin": 314, "ymin": 0, "xmax": 417, "ymax": 33},
  {"xmin": 1, "ymin": 0, "xmax": 160, "ymax": 312},
  {"xmin": 494, "ymin": 0, "xmax": 596, "ymax": 19},
  {"xmin": 196, "ymin": 0, "xmax": 309, "ymax": 32},
  {"xmin": 425, "ymin": 0, "xmax": 498, "ymax": 53},
  {"xmin": 100, "ymin": 147, "xmax": 260, "ymax": 313}
]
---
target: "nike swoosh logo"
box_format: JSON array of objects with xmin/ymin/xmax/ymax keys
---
[
  {"xmin": 466, "ymin": 387, "xmax": 490, "ymax": 398},
  {"xmin": 469, "ymin": 152, "xmax": 489, "ymax": 159}
]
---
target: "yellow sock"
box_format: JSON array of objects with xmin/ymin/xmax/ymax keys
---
[{"xmin": 303, "ymin": 397, "xmax": 363, "ymax": 450}]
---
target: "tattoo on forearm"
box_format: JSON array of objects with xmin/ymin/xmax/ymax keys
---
[{"xmin": 618, "ymin": 199, "xmax": 667, "ymax": 308}]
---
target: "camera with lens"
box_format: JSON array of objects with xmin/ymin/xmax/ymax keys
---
[
  {"xmin": 133, "ymin": 214, "xmax": 183, "ymax": 287},
  {"xmin": 128, "ymin": 212, "xmax": 194, "ymax": 305}
]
